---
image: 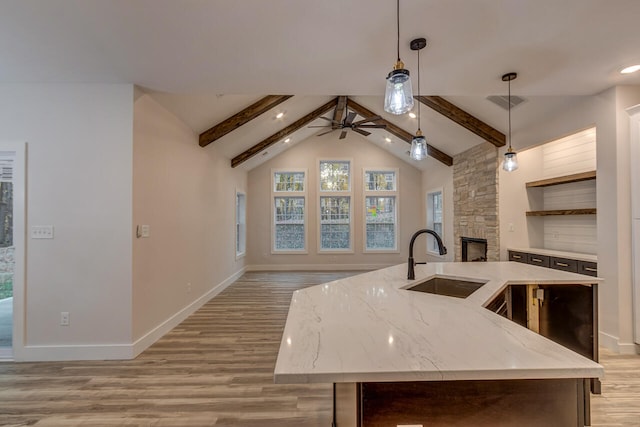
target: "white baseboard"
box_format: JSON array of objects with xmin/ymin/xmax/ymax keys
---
[
  {"xmin": 599, "ymin": 330, "xmax": 640, "ymax": 354},
  {"xmin": 246, "ymin": 263, "xmax": 389, "ymax": 272},
  {"xmin": 131, "ymin": 266, "xmax": 247, "ymax": 357},
  {"xmin": 14, "ymin": 267, "xmax": 247, "ymax": 362}
]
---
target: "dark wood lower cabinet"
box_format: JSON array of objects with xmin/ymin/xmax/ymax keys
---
[{"xmin": 335, "ymin": 378, "xmax": 590, "ymax": 427}]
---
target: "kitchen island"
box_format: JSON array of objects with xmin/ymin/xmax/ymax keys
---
[{"xmin": 274, "ymin": 262, "xmax": 604, "ymax": 427}]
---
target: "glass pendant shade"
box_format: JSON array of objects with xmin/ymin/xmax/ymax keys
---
[
  {"xmin": 502, "ymin": 150, "xmax": 519, "ymax": 172},
  {"xmin": 384, "ymin": 68, "xmax": 414, "ymax": 115},
  {"xmin": 410, "ymin": 134, "xmax": 427, "ymax": 160}
]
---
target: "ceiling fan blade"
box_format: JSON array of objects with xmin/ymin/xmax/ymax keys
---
[
  {"xmin": 316, "ymin": 129, "xmax": 336, "ymax": 136},
  {"xmin": 339, "ymin": 130, "xmax": 348, "ymax": 139},
  {"xmin": 352, "ymin": 116, "xmax": 382, "ymax": 126},
  {"xmin": 343, "ymin": 112, "xmax": 357, "ymax": 127},
  {"xmin": 352, "ymin": 128, "xmax": 371, "ymax": 137},
  {"xmin": 355, "ymin": 124, "xmax": 387, "ymax": 129},
  {"xmin": 319, "ymin": 116, "xmax": 341, "ymax": 125}
]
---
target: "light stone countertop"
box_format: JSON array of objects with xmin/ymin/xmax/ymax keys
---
[{"xmin": 274, "ymin": 262, "xmax": 604, "ymax": 384}]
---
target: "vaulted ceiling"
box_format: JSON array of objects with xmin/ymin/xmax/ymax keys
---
[{"xmin": 2, "ymin": 0, "xmax": 639, "ymax": 170}]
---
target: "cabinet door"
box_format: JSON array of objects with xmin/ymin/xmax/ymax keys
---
[
  {"xmin": 550, "ymin": 257, "xmax": 579, "ymax": 273},
  {"xmin": 508, "ymin": 250, "xmax": 527, "ymax": 263},
  {"xmin": 527, "ymin": 253, "xmax": 550, "ymax": 268},
  {"xmin": 578, "ymin": 261, "xmax": 598, "ymax": 277}
]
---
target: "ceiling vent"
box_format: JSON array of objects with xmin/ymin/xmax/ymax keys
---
[{"xmin": 486, "ymin": 94, "xmax": 526, "ymax": 110}]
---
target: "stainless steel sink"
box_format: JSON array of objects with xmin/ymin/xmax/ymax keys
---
[{"xmin": 406, "ymin": 276, "xmax": 487, "ymax": 298}]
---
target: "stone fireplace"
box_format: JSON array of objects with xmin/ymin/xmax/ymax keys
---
[
  {"xmin": 461, "ymin": 237, "xmax": 488, "ymax": 262},
  {"xmin": 453, "ymin": 142, "xmax": 500, "ymax": 261}
]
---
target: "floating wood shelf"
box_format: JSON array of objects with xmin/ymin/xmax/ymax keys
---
[
  {"xmin": 526, "ymin": 171, "xmax": 596, "ymax": 188},
  {"xmin": 526, "ymin": 208, "xmax": 597, "ymax": 216}
]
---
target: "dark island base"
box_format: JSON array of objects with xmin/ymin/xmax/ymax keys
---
[{"xmin": 335, "ymin": 378, "xmax": 591, "ymax": 427}]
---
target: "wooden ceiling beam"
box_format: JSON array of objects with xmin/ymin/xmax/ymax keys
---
[
  {"xmin": 199, "ymin": 95, "xmax": 293, "ymax": 147},
  {"xmin": 346, "ymin": 99, "xmax": 453, "ymax": 166},
  {"xmin": 231, "ymin": 97, "xmax": 339, "ymax": 168},
  {"xmin": 332, "ymin": 96, "xmax": 347, "ymax": 129},
  {"xmin": 415, "ymin": 96, "xmax": 505, "ymax": 147}
]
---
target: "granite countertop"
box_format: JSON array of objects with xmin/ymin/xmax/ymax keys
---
[{"xmin": 274, "ymin": 262, "xmax": 604, "ymax": 384}]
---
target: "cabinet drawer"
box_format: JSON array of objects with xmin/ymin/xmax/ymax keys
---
[
  {"xmin": 578, "ymin": 261, "xmax": 598, "ymax": 277},
  {"xmin": 508, "ymin": 250, "xmax": 527, "ymax": 263},
  {"xmin": 527, "ymin": 253, "xmax": 550, "ymax": 267},
  {"xmin": 550, "ymin": 257, "xmax": 579, "ymax": 273}
]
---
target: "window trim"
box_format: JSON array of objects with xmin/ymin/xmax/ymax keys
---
[
  {"xmin": 426, "ymin": 187, "xmax": 445, "ymax": 257},
  {"xmin": 363, "ymin": 168, "xmax": 399, "ymax": 253},
  {"xmin": 271, "ymin": 168, "xmax": 308, "ymax": 254},
  {"xmin": 318, "ymin": 159, "xmax": 354, "ymax": 253},
  {"xmin": 235, "ymin": 189, "xmax": 247, "ymax": 259}
]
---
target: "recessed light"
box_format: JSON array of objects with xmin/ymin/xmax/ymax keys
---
[
  {"xmin": 284, "ymin": 138, "xmax": 291, "ymax": 143},
  {"xmin": 385, "ymin": 137, "xmax": 392, "ymax": 143},
  {"xmin": 276, "ymin": 112, "xmax": 284, "ymax": 119},
  {"xmin": 621, "ymin": 64, "xmax": 640, "ymax": 74},
  {"xmin": 408, "ymin": 112, "xmax": 417, "ymax": 119}
]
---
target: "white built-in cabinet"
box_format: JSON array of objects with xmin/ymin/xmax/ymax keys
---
[{"xmin": 628, "ymin": 104, "xmax": 640, "ymax": 346}]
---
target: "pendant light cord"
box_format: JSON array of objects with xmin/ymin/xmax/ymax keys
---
[
  {"xmin": 417, "ymin": 47, "xmax": 421, "ymax": 132},
  {"xmin": 396, "ymin": 0, "xmax": 400, "ymax": 62},
  {"xmin": 508, "ymin": 77, "xmax": 512, "ymax": 151}
]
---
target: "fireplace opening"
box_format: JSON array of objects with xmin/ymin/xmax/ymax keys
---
[{"xmin": 461, "ymin": 237, "xmax": 488, "ymax": 262}]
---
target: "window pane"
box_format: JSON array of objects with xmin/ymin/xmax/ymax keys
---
[
  {"xmin": 274, "ymin": 171, "xmax": 305, "ymax": 192},
  {"xmin": 274, "ymin": 197, "xmax": 305, "ymax": 251},
  {"xmin": 365, "ymin": 196, "xmax": 396, "ymax": 250},
  {"xmin": 319, "ymin": 161, "xmax": 350, "ymax": 191},
  {"xmin": 236, "ymin": 193, "xmax": 246, "ymax": 255},
  {"xmin": 320, "ymin": 196, "xmax": 350, "ymax": 249},
  {"xmin": 364, "ymin": 171, "xmax": 396, "ymax": 191}
]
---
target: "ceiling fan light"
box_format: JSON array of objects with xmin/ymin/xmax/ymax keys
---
[
  {"xmin": 410, "ymin": 134, "xmax": 427, "ymax": 160},
  {"xmin": 502, "ymin": 150, "xmax": 519, "ymax": 172},
  {"xmin": 384, "ymin": 68, "xmax": 414, "ymax": 115}
]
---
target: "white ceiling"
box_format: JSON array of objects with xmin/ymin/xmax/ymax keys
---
[{"xmin": 2, "ymin": 0, "xmax": 639, "ymax": 169}]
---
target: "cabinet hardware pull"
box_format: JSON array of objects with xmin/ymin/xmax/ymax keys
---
[
  {"xmin": 513, "ymin": 255, "xmax": 521, "ymax": 259},
  {"xmin": 532, "ymin": 258, "xmax": 542, "ymax": 262},
  {"xmin": 585, "ymin": 267, "xmax": 597, "ymax": 272},
  {"xmin": 557, "ymin": 262, "xmax": 569, "ymax": 267}
]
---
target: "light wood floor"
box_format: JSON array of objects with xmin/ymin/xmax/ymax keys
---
[{"xmin": 1, "ymin": 271, "xmax": 639, "ymax": 426}]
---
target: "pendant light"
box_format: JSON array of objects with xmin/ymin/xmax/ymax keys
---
[
  {"xmin": 384, "ymin": 0, "xmax": 414, "ymax": 115},
  {"xmin": 502, "ymin": 72, "xmax": 519, "ymax": 172},
  {"xmin": 410, "ymin": 38, "xmax": 427, "ymax": 160}
]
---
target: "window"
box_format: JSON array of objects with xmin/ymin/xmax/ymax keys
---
[
  {"xmin": 235, "ymin": 191, "xmax": 246, "ymax": 258},
  {"xmin": 274, "ymin": 171, "xmax": 305, "ymax": 192},
  {"xmin": 426, "ymin": 188, "xmax": 444, "ymax": 254},
  {"xmin": 319, "ymin": 160, "xmax": 350, "ymax": 191},
  {"xmin": 319, "ymin": 160, "xmax": 352, "ymax": 252},
  {"xmin": 320, "ymin": 196, "xmax": 351, "ymax": 250},
  {"xmin": 272, "ymin": 169, "xmax": 306, "ymax": 252},
  {"xmin": 364, "ymin": 169, "xmax": 398, "ymax": 252}
]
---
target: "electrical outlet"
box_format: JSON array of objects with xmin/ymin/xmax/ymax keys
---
[
  {"xmin": 60, "ymin": 312, "xmax": 70, "ymax": 326},
  {"xmin": 508, "ymin": 222, "xmax": 514, "ymax": 232}
]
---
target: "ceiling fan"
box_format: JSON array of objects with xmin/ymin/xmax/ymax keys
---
[{"xmin": 309, "ymin": 101, "xmax": 386, "ymax": 139}]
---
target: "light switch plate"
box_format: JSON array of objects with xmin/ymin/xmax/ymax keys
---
[
  {"xmin": 31, "ymin": 225, "xmax": 54, "ymax": 239},
  {"xmin": 140, "ymin": 225, "xmax": 150, "ymax": 238}
]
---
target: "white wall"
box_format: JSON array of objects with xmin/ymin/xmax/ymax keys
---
[
  {"xmin": 421, "ymin": 161, "xmax": 454, "ymax": 262},
  {"xmin": 0, "ymin": 84, "xmax": 134, "ymax": 360},
  {"xmin": 132, "ymin": 94, "xmax": 247, "ymax": 354},
  {"xmin": 246, "ymin": 132, "xmax": 424, "ymax": 269}
]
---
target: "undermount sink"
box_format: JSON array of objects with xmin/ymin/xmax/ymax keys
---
[{"xmin": 406, "ymin": 276, "xmax": 487, "ymax": 299}]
